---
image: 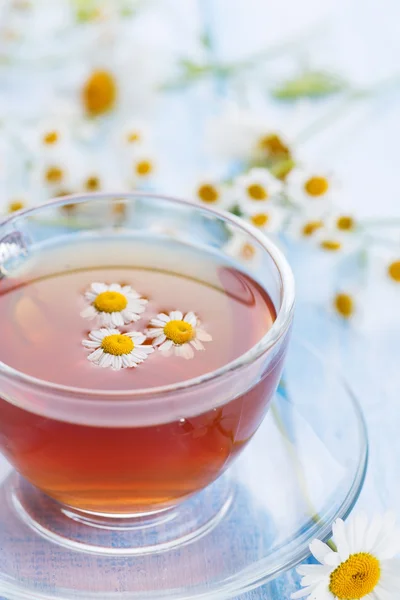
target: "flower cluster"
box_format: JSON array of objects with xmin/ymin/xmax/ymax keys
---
[
  {"xmin": 193, "ymin": 104, "xmax": 400, "ymax": 322},
  {"xmin": 81, "ymin": 283, "xmax": 212, "ymax": 369},
  {"xmin": 0, "ymin": 0, "xmax": 174, "ymax": 216}
]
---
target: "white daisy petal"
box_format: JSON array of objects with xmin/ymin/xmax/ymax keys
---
[
  {"xmin": 88, "ymin": 348, "xmax": 104, "ymax": 362},
  {"xmin": 297, "ymin": 564, "xmax": 331, "ymax": 578},
  {"xmin": 151, "ymin": 318, "xmax": 168, "ymax": 328},
  {"xmin": 84, "ymin": 292, "xmax": 97, "ymax": 302},
  {"xmin": 155, "ymin": 313, "xmax": 170, "ymax": 323},
  {"xmin": 130, "ymin": 331, "xmax": 146, "ymax": 343},
  {"xmin": 309, "ymin": 540, "xmax": 335, "ymax": 564},
  {"xmin": 170, "ymin": 310, "xmax": 183, "ymax": 321},
  {"xmin": 80, "ymin": 306, "xmax": 97, "ymax": 319},
  {"xmin": 184, "ymin": 311, "xmax": 197, "ymax": 326},
  {"xmin": 177, "ymin": 343, "xmax": 194, "ymax": 360},
  {"xmin": 154, "ymin": 333, "xmax": 167, "ymax": 346},
  {"xmin": 122, "ymin": 355, "xmax": 132, "ymax": 368},
  {"xmin": 332, "ymin": 519, "xmax": 350, "ymax": 561},
  {"xmin": 82, "ymin": 340, "xmax": 100, "ymax": 349},
  {"xmin": 91, "ymin": 283, "xmax": 108, "ymax": 293},
  {"xmin": 101, "ymin": 354, "xmax": 113, "ymax": 369},
  {"xmin": 146, "ymin": 328, "xmax": 164, "ymax": 339},
  {"xmin": 191, "ymin": 339, "xmax": 204, "ymax": 351},
  {"xmin": 324, "ymin": 552, "xmax": 341, "ymax": 567},
  {"xmin": 159, "ymin": 339, "xmax": 173, "ymax": 352},
  {"xmin": 196, "ymin": 329, "xmax": 212, "ymax": 342}
]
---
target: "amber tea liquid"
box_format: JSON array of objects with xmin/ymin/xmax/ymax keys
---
[{"xmin": 0, "ymin": 235, "xmax": 285, "ymax": 514}]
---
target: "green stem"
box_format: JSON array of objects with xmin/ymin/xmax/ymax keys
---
[
  {"xmin": 296, "ymin": 91, "xmax": 365, "ymax": 144},
  {"xmin": 297, "ymin": 72, "xmax": 400, "ymax": 144}
]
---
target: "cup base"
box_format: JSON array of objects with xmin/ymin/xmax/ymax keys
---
[{"xmin": 10, "ymin": 472, "xmax": 234, "ymax": 555}]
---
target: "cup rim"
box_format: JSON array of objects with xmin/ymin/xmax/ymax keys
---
[{"xmin": 0, "ymin": 191, "xmax": 295, "ymax": 399}]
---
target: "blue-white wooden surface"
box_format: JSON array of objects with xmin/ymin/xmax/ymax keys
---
[{"xmin": 209, "ymin": 0, "xmax": 400, "ymax": 597}]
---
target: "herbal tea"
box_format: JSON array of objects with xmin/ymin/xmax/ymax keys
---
[{"xmin": 0, "ymin": 235, "xmax": 285, "ymax": 514}]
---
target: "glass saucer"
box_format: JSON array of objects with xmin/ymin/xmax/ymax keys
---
[{"xmin": 0, "ymin": 338, "xmax": 368, "ymax": 600}]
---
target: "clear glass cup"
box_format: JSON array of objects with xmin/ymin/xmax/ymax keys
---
[{"xmin": 0, "ymin": 192, "xmax": 295, "ymax": 553}]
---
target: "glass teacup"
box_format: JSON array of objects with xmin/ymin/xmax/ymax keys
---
[{"xmin": 0, "ymin": 193, "xmax": 294, "ymax": 551}]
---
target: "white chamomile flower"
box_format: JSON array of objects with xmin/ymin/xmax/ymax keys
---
[
  {"xmin": 233, "ymin": 168, "xmax": 283, "ymax": 214},
  {"xmin": 117, "ymin": 118, "xmax": 151, "ymax": 150},
  {"xmin": 244, "ymin": 204, "xmax": 287, "ymax": 234},
  {"xmin": 1, "ymin": 185, "xmax": 31, "ymax": 215},
  {"xmin": 81, "ymin": 282, "xmax": 147, "ymax": 326},
  {"xmin": 17, "ymin": 119, "xmax": 69, "ymax": 158},
  {"xmin": 286, "ymin": 167, "xmax": 335, "ymax": 214},
  {"xmin": 146, "ymin": 310, "xmax": 212, "ymax": 360},
  {"xmin": 287, "ymin": 215, "xmax": 326, "ymax": 243},
  {"xmin": 130, "ymin": 147, "xmax": 157, "ymax": 186},
  {"xmin": 315, "ymin": 226, "xmax": 359, "ymax": 255},
  {"xmin": 83, "ymin": 328, "xmax": 153, "ymax": 370},
  {"xmin": 192, "ymin": 177, "xmax": 232, "ymax": 210},
  {"xmin": 32, "ymin": 146, "xmax": 79, "ymax": 200},
  {"xmin": 326, "ymin": 213, "xmax": 358, "ymax": 234},
  {"xmin": 292, "ymin": 512, "xmax": 400, "ymax": 600}
]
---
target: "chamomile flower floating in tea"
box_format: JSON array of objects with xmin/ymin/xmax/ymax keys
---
[
  {"xmin": 292, "ymin": 513, "xmax": 400, "ymax": 600},
  {"xmin": 81, "ymin": 283, "xmax": 147, "ymax": 326},
  {"xmin": 83, "ymin": 328, "xmax": 153, "ymax": 370},
  {"xmin": 147, "ymin": 310, "xmax": 212, "ymax": 360}
]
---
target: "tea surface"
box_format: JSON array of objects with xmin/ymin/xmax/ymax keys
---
[{"xmin": 0, "ymin": 235, "xmax": 276, "ymax": 389}]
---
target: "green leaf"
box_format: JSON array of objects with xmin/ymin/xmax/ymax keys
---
[{"xmin": 272, "ymin": 71, "xmax": 348, "ymax": 100}]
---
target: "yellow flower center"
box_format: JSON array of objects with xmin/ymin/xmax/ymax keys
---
[
  {"xmin": 302, "ymin": 220, "xmax": 323, "ymax": 237},
  {"xmin": 45, "ymin": 166, "xmax": 64, "ymax": 184},
  {"xmin": 127, "ymin": 131, "xmax": 141, "ymax": 143},
  {"xmin": 329, "ymin": 552, "xmax": 381, "ymax": 599},
  {"xmin": 43, "ymin": 130, "xmax": 59, "ymax": 145},
  {"xmin": 241, "ymin": 242, "xmax": 256, "ymax": 260},
  {"xmin": 334, "ymin": 293, "xmax": 354, "ymax": 318},
  {"xmin": 258, "ymin": 133, "xmax": 290, "ymax": 157},
  {"xmin": 247, "ymin": 184, "xmax": 268, "ymax": 201},
  {"xmin": 82, "ymin": 69, "xmax": 117, "ymax": 117},
  {"xmin": 251, "ymin": 213, "xmax": 269, "ymax": 227},
  {"xmin": 197, "ymin": 184, "xmax": 219, "ymax": 203},
  {"xmin": 337, "ymin": 215, "xmax": 355, "ymax": 231},
  {"xmin": 85, "ymin": 176, "xmax": 101, "ymax": 191},
  {"xmin": 320, "ymin": 239, "xmax": 342, "ymax": 251},
  {"xmin": 7, "ymin": 199, "xmax": 25, "ymax": 213},
  {"xmin": 93, "ymin": 291, "xmax": 128, "ymax": 313},
  {"xmin": 135, "ymin": 160, "xmax": 153, "ymax": 176},
  {"xmin": 388, "ymin": 260, "xmax": 400, "ymax": 282},
  {"xmin": 101, "ymin": 334, "xmax": 134, "ymax": 356},
  {"xmin": 163, "ymin": 320, "xmax": 194, "ymax": 345},
  {"xmin": 304, "ymin": 176, "xmax": 329, "ymax": 197}
]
